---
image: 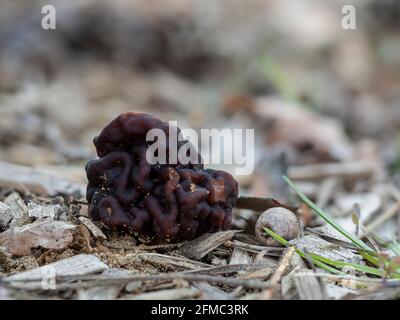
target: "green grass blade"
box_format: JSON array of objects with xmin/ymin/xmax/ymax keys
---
[
  {"xmin": 308, "ymin": 253, "xmax": 388, "ymax": 277},
  {"xmin": 263, "ymin": 226, "xmax": 396, "ymax": 278},
  {"xmin": 263, "ymin": 226, "xmax": 343, "ymax": 275},
  {"xmin": 360, "ymin": 251, "xmax": 381, "ymax": 267},
  {"xmin": 283, "ymin": 176, "xmax": 372, "ymax": 251}
]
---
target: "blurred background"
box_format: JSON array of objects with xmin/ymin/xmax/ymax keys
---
[{"xmin": 0, "ymin": 0, "xmax": 400, "ymax": 239}]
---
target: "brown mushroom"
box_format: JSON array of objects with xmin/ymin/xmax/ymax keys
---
[{"xmin": 86, "ymin": 112, "xmax": 238, "ymax": 242}]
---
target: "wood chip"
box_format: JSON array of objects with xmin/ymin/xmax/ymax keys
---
[
  {"xmin": 281, "ymin": 266, "xmax": 301, "ymax": 300},
  {"xmin": 353, "ymin": 286, "xmax": 400, "ymax": 300},
  {"xmin": 0, "ymin": 286, "xmax": 11, "ymax": 299},
  {"xmin": 173, "ymin": 230, "xmax": 240, "ymax": 260},
  {"xmin": 6, "ymin": 254, "xmax": 108, "ymax": 290},
  {"xmin": 306, "ymin": 225, "xmax": 354, "ymax": 244},
  {"xmin": 4, "ymin": 192, "xmax": 29, "ymax": 227},
  {"xmin": 28, "ymin": 202, "xmax": 62, "ymax": 220},
  {"xmin": 125, "ymin": 280, "xmax": 142, "ymax": 293},
  {"xmin": 77, "ymin": 268, "xmax": 131, "ymax": 300},
  {"xmin": 260, "ymin": 247, "xmax": 296, "ymax": 299},
  {"xmin": 290, "ymin": 235, "xmax": 363, "ymax": 265},
  {"xmin": 270, "ymin": 247, "xmax": 296, "ymax": 286},
  {"xmin": 125, "ymin": 287, "xmax": 199, "ymax": 300},
  {"xmin": 0, "ymin": 219, "xmax": 77, "ymax": 256},
  {"xmin": 293, "ymin": 269, "xmax": 325, "ymax": 300},
  {"xmin": 225, "ymin": 240, "xmax": 284, "ymax": 256},
  {"xmin": 184, "ymin": 263, "xmax": 272, "ymax": 276},
  {"xmin": 6, "ymin": 272, "xmax": 270, "ymax": 290},
  {"xmin": 0, "ymin": 202, "xmax": 13, "ymax": 229},
  {"xmin": 229, "ymin": 248, "xmax": 253, "ymax": 275},
  {"xmin": 135, "ymin": 252, "xmax": 211, "ymax": 270},
  {"xmin": 194, "ymin": 283, "xmax": 233, "ymax": 300},
  {"xmin": 325, "ymin": 283, "xmax": 357, "ymax": 300},
  {"xmin": 0, "ymin": 247, "xmax": 12, "ymax": 271},
  {"xmin": 238, "ymin": 267, "xmax": 273, "ymax": 280},
  {"xmin": 78, "ymin": 216, "xmax": 107, "ymax": 240}
]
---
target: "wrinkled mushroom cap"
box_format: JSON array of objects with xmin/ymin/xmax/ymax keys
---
[{"xmin": 86, "ymin": 112, "xmax": 238, "ymax": 242}]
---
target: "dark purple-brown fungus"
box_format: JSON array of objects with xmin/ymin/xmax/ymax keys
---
[{"xmin": 86, "ymin": 112, "xmax": 238, "ymax": 242}]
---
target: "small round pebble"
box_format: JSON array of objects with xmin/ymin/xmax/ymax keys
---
[{"xmin": 255, "ymin": 207, "xmax": 299, "ymax": 247}]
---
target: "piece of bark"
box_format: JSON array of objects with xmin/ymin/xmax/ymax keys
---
[
  {"xmin": 0, "ymin": 287, "xmax": 11, "ymax": 300},
  {"xmin": 0, "ymin": 219, "xmax": 76, "ymax": 256},
  {"xmin": 260, "ymin": 247, "xmax": 296, "ymax": 299},
  {"xmin": 4, "ymin": 192, "xmax": 30, "ymax": 227},
  {"xmin": 6, "ymin": 254, "xmax": 108, "ymax": 290},
  {"xmin": 28, "ymin": 202, "xmax": 63, "ymax": 220},
  {"xmin": 270, "ymin": 247, "xmax": 296, "ymax": 286},
  {"xmin": 281, "ymin": 266, "xmax": 301, "ymax": 300},
  {"xmin": 0, "ymin": 247, "xmax": 12, "ymax": 271},
  {"xmin": 293, "ymin": 269, "xmax": 325, "ymax": 300},
  {"xmin": 306, "ymin": 225, "xmax": 355, "ymax": 245},
  {"xmin": 184, "ymin": 263, "xmax": 272, "ymax": 276},
  {"xmin": 238, "ymin": 267, "xmax": 273, "ymax": 280},
  {"xmin": 125, "ymin": 280, "xmax": 142, "ymax": 293},
  {"xmin": 11, "ymin": 272, "xmax": 269, "ymax": 290},
  {"xmin": 325, "ymin": 283, "xmax": 357, "ymax": 300},
  {"xmin": 353, "ymin": 286, "xmax": 400, "ymax": 300},
  {"xmin": 134, "ymin": 253, "xmax": 211, "ymax": 270},
  {"xmin": 253, "ymin": 250, "xmax": 279, "ymax": 268},
  {"xmin": 229, "ymin": 247, "xmax": 253, "ymax": 265},
  {"xmin": 0, "ymin": 202, "xmax": 13, "ymax": 229},
  {"xmin": 78, "ymin": 216, "xmax": 107, "ymax": 240},
  {"xmin": 77, "ymin": 268, "xmax": 131, "ymax": 300},
  {"xmin": 225, "ymin": 240, "xmax": 284, "ymax": 257},
  {"xmin": 194, "ymin": 282, "xmax": 233, "ymax": 300},
  {"xmin": 173, "ymin": 230, "xmax": 240, "ymax": 260},
  {"xmin": 229, "ymin": 248, "xmax": 253, "ymax": 275},
  {"xmin": 289, "ymin": 235, "xmax": 364, "ymax": 265},
  {"xmin": 124, "ymin": 288, "xmax": 200, "ymax": 300},
  {"xmin": 0, "ymin": 160, "xmax": 85, "ymax": 197}
]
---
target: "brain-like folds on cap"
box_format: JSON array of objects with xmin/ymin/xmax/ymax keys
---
[{"xmin": 86, "ymin": 112, "xmax": 238, "ymax": 241}]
